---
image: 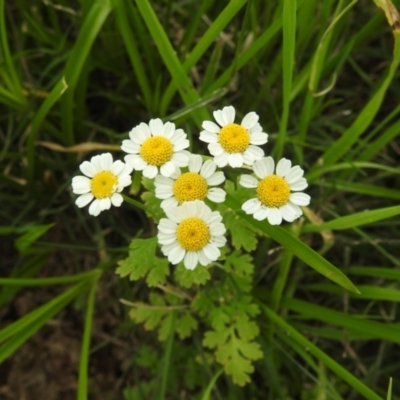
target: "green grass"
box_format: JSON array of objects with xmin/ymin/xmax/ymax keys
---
[{"xmin": 1, "ymin": 0, "xmax": 400, "ymax": 399}]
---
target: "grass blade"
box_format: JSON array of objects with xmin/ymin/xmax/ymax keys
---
[
  {"xmin": 260, "ymin": 304, "xmax": 383, "ymax": 400},
  {"xmin": 275, "ymin": 0, "xmax": 296, "ymax": 160},
  {"xmin": 61, "ymin": 0, "xmax": 113, "ymax": 144},
  {"xmin": 78, "ymin": 271, "xmax": 100, "ymax": 400},
  {"xmin": 302, "ymin": 205, "xmax": 400, "ymax": 232},
  {"xmin": 226, "ymin": 193, "xmax": 359, "ymax": 293},
  {"xmin": 134, "ymin": 0, "xmax": 209, "ymax": 125}
]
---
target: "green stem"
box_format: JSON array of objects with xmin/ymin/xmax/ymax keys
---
[
  {"xmin": 78, "ymin": 269, "xmax": 101, "ymax": 400},
  {"xmin": 0, "ymin": 270, "xmax": 99, "ymax": 286}
]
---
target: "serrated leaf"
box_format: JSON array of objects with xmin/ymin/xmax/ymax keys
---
[
  {"xmin": 215, "ymin": 329, "xmax": 262, "ymax": 386},
  {"xmin": 176, "ymin": 313, "xmax": 198, "ymax": 339},
  {"xmin": 225, "ymin": 212, "xmax": 258, "ymax": 252},
  {"xmin": 116, "ymin": 237, "xmax": 157, "ymax": 279},
  {"xmin": 203, "ymin": 329, "xmax": 230, "ymax": 348},
  {"xmin": 147, "ymin": 257, "xmax": 169, "ymax": 287},
  {"xmin": 235, "ymin": 314, "xmax": 259, "ymax": 341},
  {"xmin": 141, "ymin": 190, "xmax": 165, "ymax": 222},
  {"xmin": 158, "ymin": 312, "xmax": 174, "ymax": 341},
  {"xmin": 225, "ymin": 251, "xmax": 254, "ymax": 276},
  {"xmin": 174, "ymin": 263, "xmax": 211, "ymax": 288},
  {"xmin": 129, "ymin": 305, "xmax": 166, "ymax": 331}
]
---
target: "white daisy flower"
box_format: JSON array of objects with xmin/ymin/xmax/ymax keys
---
[
  {"xmin": 154, "ymin": 154, "xmax": 226, "ymax": 210},
  {"xmin": 239, "ymin": 156, "xmax": 310, "ymax": 225},
  {"xmin": 72, "ymin": 153, "xmax": 133, "ymax": 217},
  {"xmin": 199, "ymin": 105, "xmax": 268, "ymax": 168},
  {"xmin": 157, "ymin": 200, "xmax": 227, "ymax": 270},
  {"xmin": 121, "ymin": 118, "xmax": 190, "ymax": 179}
]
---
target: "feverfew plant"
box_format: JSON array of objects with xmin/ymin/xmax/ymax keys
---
[{"xmin": 71, "ymin": 105, "xmax": 310, "ymax": 385}]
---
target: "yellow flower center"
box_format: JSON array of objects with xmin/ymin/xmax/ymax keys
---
[
  {"xmin": 176, "ymin": 217, "xmax": 210, "ymax": 251},
  {"xmin": 173, "ymin": 172, "xmax": 208, "ymax": 203},
  {"xmin": 140, "ymin": 136, "xmax": 173, "ymax": 166},
  {"xmin": 218, "ymin": 123, "xmax": 250, "ymax": 153},
  {"xmin": 90, "ymin": 171, "xmax": 118, "ymax": 199},
  {"xmin": 257, "ymin": 175, "xmax": 290, "ymax": 208}
]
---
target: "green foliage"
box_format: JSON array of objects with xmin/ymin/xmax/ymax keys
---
[
  {"xmin": 174, "ymin": 263, "xmax": 211, "ymax": 288},
  {"xmin": 116, "ymin": 237, "xmax": 169, "ymax": 287},
  {"xmin": 141, "ymin": 177, "xmax": 165, "ymax": 222}
]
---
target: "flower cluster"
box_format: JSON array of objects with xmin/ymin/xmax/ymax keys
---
[{"xmin": 72, "ymin": 106, "xmax": 310, "ymax": 270}]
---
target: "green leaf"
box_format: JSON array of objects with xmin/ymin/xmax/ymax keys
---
[
  {"xmin": 176, "ymin": 313, "xmax": 198, "ymax": 339},
  {"xmin": 225, "ymin": 213, "xmax": 258, "ymax": 252},
  {"xmin": 302, "ymin": 205, "xmax": 400, "ymax": 232},
  {"xmin": 174, "ymin": 263, "xmax": 210, "ymax": 288},
  {"xmin": 147, "ymin": 258, "xmax": 169, "ymax": 287},
  {"xmin": 224, "ymin": 251, "xmax": 254, "ymax": 276},
  {"xmin": 235, "ymin": 314, "xmax": 259, "ymax": 341},
  {"xmin": 116, "ymin": 237, "xmax": 169, "ymax": 287},
  {"xmin": 141, "ymin": 177, "xmax": 165, "ymax": 223},
  {"xmin": 15, "ymin": 224, "xmax": 54, "ymax": 254},
  {"xmin": 215, "ymin": 328, "xmax": 262, "ymax": 386}
]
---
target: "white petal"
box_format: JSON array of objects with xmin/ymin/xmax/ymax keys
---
[
  {"xmin": 188, "ymin": 154, "xmax": 202, "ymax": 173},
  {"xmin": 149, "ymin": 118, "xmax": 164, "ymax": 135},
  {"xmin": 242, "ymin": 198, "xmax": 262, "ymax": 214},
  {"xmin": 202, "ymin": 121, "xmax": 220, "ymax": 133},
  {"xmin": 213, "ymin": 152, "xmax": 229, "ymax": 167},
  {"xmin": 171, "ymin": 151, "xmax": 190, "ymax": 167},
  {"xmin": 79, "ymin": 161, "xmax": 96, "ymax": 177},
  {"xmin": 89, "ymin": 199, "xmax": 102, "ymax": 216},
  {"xmin": 100, "ymin": 153, "xmax": 113, "ymax": 170},
  {"xmin": 253, "ymin": 159, "xmax": 269, "ymax": 179},
  {"xmin": 75, "ymin": 193, "xmax": 93, "ymax": 208},
  {"xmin": 209, "ymin": 221, "xmax": 226, "ymax": 236},
  {"xmin": 199, "ymin": 130, "xmax": 218, "ymax": 143},
  {"xmin": 163, "ymin": 121, "xmax": 176, "ymax": 138},
  {"xmin": 250, "ymin": 131, "xmax": 268, "ymax": 145},
  {"xmin": 228, "ymin": 153, "xmax": 243, "ymax": 168},
  {"xmin": 290, "ymin": 192, "xmax": 311, "ymax": 206},
  {"xmin": 213, "ymin": 109, "xmax": 226, "ymax": 126},
  {"xmin": 111, "ymin": 160, "xmax": 125, "ymax": 176},
  {"xmin": 253, "ymin": 207, "xmax": 270, "ymax": 221},
  {"xmin": 110, "ymin": 193, "xmax": 123, "ymax": 207},
  {"xmin": 184, "ymin": 251, "xmax": 198, "ymax": 270},
  {"xmin": 207, "ymin": 188, "xmax": 226, "ymax": 203},
  {"xmin": 279, "ymin": 204, "xmax": 297, "ymax": 222},
  {"xmin": 173, "ymin": 138, "xmax": 190, "ymax": 151},
  {"xmin": 200, "ymin": 160, "xmax": 217, "ymax": 179},
  {"xmin": 72, "ymin": 176, "xmax": 91, "ymax": 194},
  {"xmin": 117, "ymin": 175, "xmax": 132, "ymax": 190},
  {"xmin": 239, "ymin": 174, "xmax": 258, "ymax": 188},
  {"xmin": 264, "ymin": 156, "xmax": 275, "ymax": 176},
  {"xmin": 241, "ymin": 112, "xmax": 258, "ymax": 129},
  {"xmin": 90, "ymin": 155, "xmax": 102, "ymax": 171},
  {"xmin": 285, "ymin": 166, "xmax": 304, "ymax": 184},
  {"xmin": 245, "ymin": 145, "xmax": 264, "ymax": 161},
  {"xmin": 208, "ymin": 142, "xmax": 224, "ymax": 156},
  {"xmin": 206, "ymin": 171, "xmax": 225, "ymax": 186},
  {"xmin": 202, "ymin": 243, "xmax": 220, "ymax": 262},
  {"xmin": 267, "ymin": 208, "xmax": 282, "ymax": 225},
  {"xmin": 143, "ymin": 165, "xmax": 158, "ymax": 179},
  {"xmin": 276, "ymin": 158, "xmax": 292, "ymax": 177},
  {"xmin": 286, "ymin": 202, "xmax": 303, "ymax": 218},
  {"xmin": 158, "ymin": 232, "xmax": 177, "ymax": 245},
  {"xmin": 160, "ymin": 161, "xmax": 176, "ymax": 177},
  {"xmin": 99, "ymin": 197, "xmax": 111, "ymax": 211},
  {"xmin": 223, "ymin": 106, "xmax": 235, "ymax": 124},
  {"xmin": 121, "ymin": 140, "xmax": 140, "ymax": 154},
  {"xmin": 290, "ymin": 178, "xmax": 308, "ymax": 191},
  {"xmin": 168, "ymin": 245, "xmax": 185, "ymax": 265},
  {"xmin": 211, "ymin": 235, "xmax": 227, "ymax": 247},
  {"xmin": 125, "ymin": 154, "xmax": 147, "ymax": 170},
  {"xmin": 160, "ymin": 197, "xmax": 178, "ymax": 210},
  {"xmin": 197, "ymin": 249, "xmax": 210, "ymax": 266}
]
